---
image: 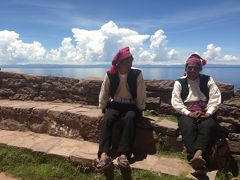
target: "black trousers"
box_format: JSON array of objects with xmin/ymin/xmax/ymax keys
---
[
  {"xmin": 178, "ymin": 115, "xmax": 218, "ymax": 160},
  {"xmin": 98, "ymin": 102, "xmax": 138, "ymax": 159}
]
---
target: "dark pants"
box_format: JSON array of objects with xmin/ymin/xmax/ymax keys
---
[
  {"xmin": 98, "ymin": 102, "xmax": 138, "ymax": 159},
  {"xmin": 178, "ymin": 115, "xmax": 218, "ymax": 160}
]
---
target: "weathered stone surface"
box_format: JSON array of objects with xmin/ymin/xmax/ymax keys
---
[
  {"xmin": 0, "ymin": 119, "xmax": 28, "ymax": 131},
  {"xmin": 0, "ymin": 172, "xmax": 16, "ymax": 180},
  {"xmin": 31, "ymin": 137, "xmax": 62, "ymax": 153},
  {"xmin": 146, "ymin": 97, "xmax": 160, "ymax": 110},
  {"xmin": 219, "ymin": 122, "xmax": 240, "ymax": 133},
  {"xmin": 0, "ymin": 71, "xmax": 235, "ymax": 106},
  {"xmin": 3, "ymin": 98, "xmax": 237, "ymax": 155},
  {"xmin": 0, "ymin": 130, "xmax": 218, "ymax": 179},
  {"xmin": 0, "ymin": 70, "xmax": 240, "ymax": 155},
  {"xmin": 29, "ymin": 122, "xmax": 48, "ymax": 133},
  {"xmin": 224, "ymin": 97, "xmax": 240, "ymax": 107},
  {"xmin": 152, "ymin": 119, "xmax": 178, "ymax": 136},
  {"xmin": 235, "ymin": 88, "xmax": 240, "ymax": 97},
  {"xmin": 227, "ymin": 140, "xmax": 240, "ymax": 154},
  {"xmin": 48, "ymin": 139, "xmax": 84, "ymax": 158},
  {"xmin": 0, "ymin": 88, "xmax": 15, "ymax": 97}
]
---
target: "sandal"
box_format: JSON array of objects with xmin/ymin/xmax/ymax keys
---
[
  {"xmin": 192, "ymin": 170, "xmax": 207, "ymax": 178},
  {"xmin": 189, "ymin": 156, "xmax": 206, "ymax": 170},
  {"xmin": 96, "ymin": 157, "xmax": 113, "ymax": 172},
  {"xmin": 117, "ymin": 155, "xmax": 131, "ymax": 180},
  {"xmin": 117, "ymin": 155, "xmax": 130, "ymax": 168}
]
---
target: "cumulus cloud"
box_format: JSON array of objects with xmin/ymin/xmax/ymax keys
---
[
  {"xmin": 0, "ymin": 30, "xmax": 46, "ymax": 64},
  {"xmin": 203, "ymin": 43, "xmax": 240, "ymax": 63},
  {"xmin": 203, "ymin": 44, "xmax": 222, "ymax": 61},
  {"xmin": 0, "ymin": 21, "xmax": 239, "ymax": 64},
  {"xmin": 223, "ymin": 54, "xmax": 238, "ymax": 61}
]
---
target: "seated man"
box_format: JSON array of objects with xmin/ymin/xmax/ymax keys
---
[
  {"xmin": 97, "ymin": 47, "xmax": 146, "ymax": 174},
  {"xmin": 171, "ymin": 54, "xmax": 221, "ymax": 173}
]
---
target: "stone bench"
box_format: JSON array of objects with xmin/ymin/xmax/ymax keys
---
[{"xmin": 0, "ymin": 99, "xmax": 239, "ymax": 155}]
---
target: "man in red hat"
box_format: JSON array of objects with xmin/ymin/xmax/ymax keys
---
[
  {"xmin": 97, "ymin": 47, "xmax": 146, "ymax": 176},
  {"xmin": 171, "ymin": 54, "xmax": 221, "ymax": 174}
]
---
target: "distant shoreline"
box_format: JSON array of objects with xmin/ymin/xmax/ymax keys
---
[{"xmin": 1, "ymin": 64, "xmax": 240, "ymax": 68}]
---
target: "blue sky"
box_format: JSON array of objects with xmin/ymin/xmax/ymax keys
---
[{"xmin": 0, "ymin": 0, "xmax": 240, "ymax": 65}]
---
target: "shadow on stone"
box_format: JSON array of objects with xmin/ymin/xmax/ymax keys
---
[{"xmin": 111, "ymin": 117, "xmax": 156, "ymax": 163}]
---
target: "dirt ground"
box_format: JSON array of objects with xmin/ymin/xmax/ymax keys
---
[{"xmin": 0, "ymin": 173, "xmax": 17, "ymax": 180}]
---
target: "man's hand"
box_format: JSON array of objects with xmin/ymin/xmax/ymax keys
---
[
  {"xmin": 200, "ymin": 112, "xmax": 211, "ymax": 119},
  {"xmin": 188, "ymin": 111, "xmax": 202, "ymax": 119}
]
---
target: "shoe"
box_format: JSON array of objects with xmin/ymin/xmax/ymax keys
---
[
  {"xmin": 96, "ymin": 157, "xmax": 113, "ymax": 172},
  {"xmin": 117, "ymin": 155, "xmax": 131, "ymax": 180},
  {"xmin": 189, "ymin": 156, "xmax": 206, "ymax": 170},
  {"xmin": 117, "ymin": 155, "xmax": 130, "ymax": 168},
  {"xmin": 192, "ymin": 170, "xmax": 208, "ymax": 179}
]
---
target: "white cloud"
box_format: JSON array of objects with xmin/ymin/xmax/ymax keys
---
[
  {"xmin": 44, "ymin": 21, "xmax": 178, "ymax": 64},
  {"xmin": 223, "ymin": 54, "xmax": 238, "ymax": 61},
  {"xmin": 0, "ymin": 21, "xmax": 239, "ymax": 65},
  {"xmin": 0, "ymin": 30, "xmax": 46, "ymax": 64},
  {"xmin": 203, "ymin": 43, "xmax": 240, "ymax": 63},
  {"xmin": 203, "ymin": 44, "xmax": 221, "ymax": 61},
  {"xmin": 167, "ymin": 49, "xmax": 179, "ymax": 60}
]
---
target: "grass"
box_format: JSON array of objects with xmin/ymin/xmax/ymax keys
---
[
  {"xmin": 0, "ymin": 145, "xmax": 191, "ymax": 180},
  {"xmin": 157, "ymin": 114, "xmax": 178, "ymax": 123},
  {"xmin": 143, "ymin": 110, "xmax": 154, "ymax": 116},
  {"xmin": 143, "ymin": 111, "xmax": 178, "ymax": 123},
  {"xmin": 156, "ymin": 149, "xmax": 186, "ymax": 160},
  {"xmin": 0, "ymin": 145, "xmax": 103, "ymax": 180},
  {"xmin": 156, "ymin": 134, "xmax": 186, "ymax": 160}
]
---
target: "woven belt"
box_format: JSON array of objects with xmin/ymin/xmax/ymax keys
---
[
  {"xmin": 184, "ymin": 101, "xmax": 207, "ymax": 111},
  {"xmin": 112, "ymin": 98, "xmax": 136, "ymax": 105}
]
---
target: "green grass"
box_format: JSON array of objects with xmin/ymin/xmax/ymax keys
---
[
  {"xmin": 0, "ymin": 145, "xmax": 103, "ymax": 180},
  {"xmin": 156, "ymin": 149, "xmax": 187, "ymax": 161},
  {"xmin": 143, "ymin": 111, "xmax": 178, "ymax": 123},
  {"xmin": 156, "ymin": 134, "xmax": 186, "ymax": 160},
  {"xmin": 0, "ymin": 145, "xmax": 191, "ymax": 180},
  {"xmin": 157, "ymin": 114, "xmax": 178, "ymax": 123},
  {"xmin": 143, "ymin": 110, "xmax": 154, "ymax": 116}
]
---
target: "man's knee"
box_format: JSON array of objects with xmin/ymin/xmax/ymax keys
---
[
  {"xmin": 125, "ymin": 111, "xmax": 137, "ymax": 121},
  {"xmin": 201, "ymin": 118, "xmax": 218, "ymax": 130},
  {"xmin": 178, "ymin": 115, "xmax": 196, "ymax": 131}
]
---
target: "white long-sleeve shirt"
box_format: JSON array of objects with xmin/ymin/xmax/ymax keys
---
[
  {"xmin": 99, "ymin": 71, "xmax": 146, "ymax": 110},
  {"xmin": 171, "ymin": 76, "xmax": 221, "ymax": 116}
]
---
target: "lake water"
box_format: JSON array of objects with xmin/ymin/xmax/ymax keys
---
[{"xmin": 2, "ymin": 66, "xmax": 240, "ymax": 89}]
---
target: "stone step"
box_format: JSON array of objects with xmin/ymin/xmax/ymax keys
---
[
  {"xmin": 0, "ymin": 99, "xmax": 181, "ymax": 153},
  {"xmin": 0, "ymin": 173, "xmax": 16, "ymax": 180},
  {"xmin": 0, "ymin": 129, "xmax": 217, "ymax": 179}
]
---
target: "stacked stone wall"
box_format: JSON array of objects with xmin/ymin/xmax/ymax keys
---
[{"xmin": 0, "ymin": 71, "xmax": 239, "ymax": 153}]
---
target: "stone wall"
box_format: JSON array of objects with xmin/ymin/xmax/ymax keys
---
[
  {"xmin": 0, "ymin": 71, "xmax": 239, "ymax": 153},
  {"xmin": 0, "ymin": 71, "xmax": 235, "ymax": 105},
  {"xmin": 0, "ymin": 71, "xmax": 102, "ymax": 105}
]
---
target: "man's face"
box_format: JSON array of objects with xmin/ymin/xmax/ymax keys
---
[
  {"xmin": 118, "ymin": 58, "xmax": 132, "ymax": 74},
  {"xmin": 185, "ymin": 62, "xmax": 201, "ymax": 80}
]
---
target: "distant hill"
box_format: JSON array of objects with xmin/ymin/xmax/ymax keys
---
[{"xmin": 1, "ymin": 64, "xmax": 240, "ymax": 68}]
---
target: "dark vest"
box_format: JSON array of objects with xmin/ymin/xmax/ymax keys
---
[
  {"xmin": 177, "ymin": 74, "xmax": 210, "ymax": 102},
  {"xmin": 107, "ymin": 69, "xmax": 141, "ymax": 99}
]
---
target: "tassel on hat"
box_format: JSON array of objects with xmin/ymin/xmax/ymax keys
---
[{"xmin": 186, "ymin": 54, "xmax": 206, "ymax": 71}]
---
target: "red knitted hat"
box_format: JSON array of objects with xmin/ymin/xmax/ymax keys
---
[
  {"xmin": 109, "ymin": 47, "xmax": 133, "ymax": 74},
  {"xmin": 186, "ymin": 54, "xmax": 206, "ymax": 71}
]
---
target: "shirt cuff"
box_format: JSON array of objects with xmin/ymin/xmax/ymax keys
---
[
  {"xmin": 206, "ymin": 107, "xmax": 216, "ymax": 115},
  {"xmin": 182, "ymin": 109, "xmax": 191, "ymax": 116}
]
